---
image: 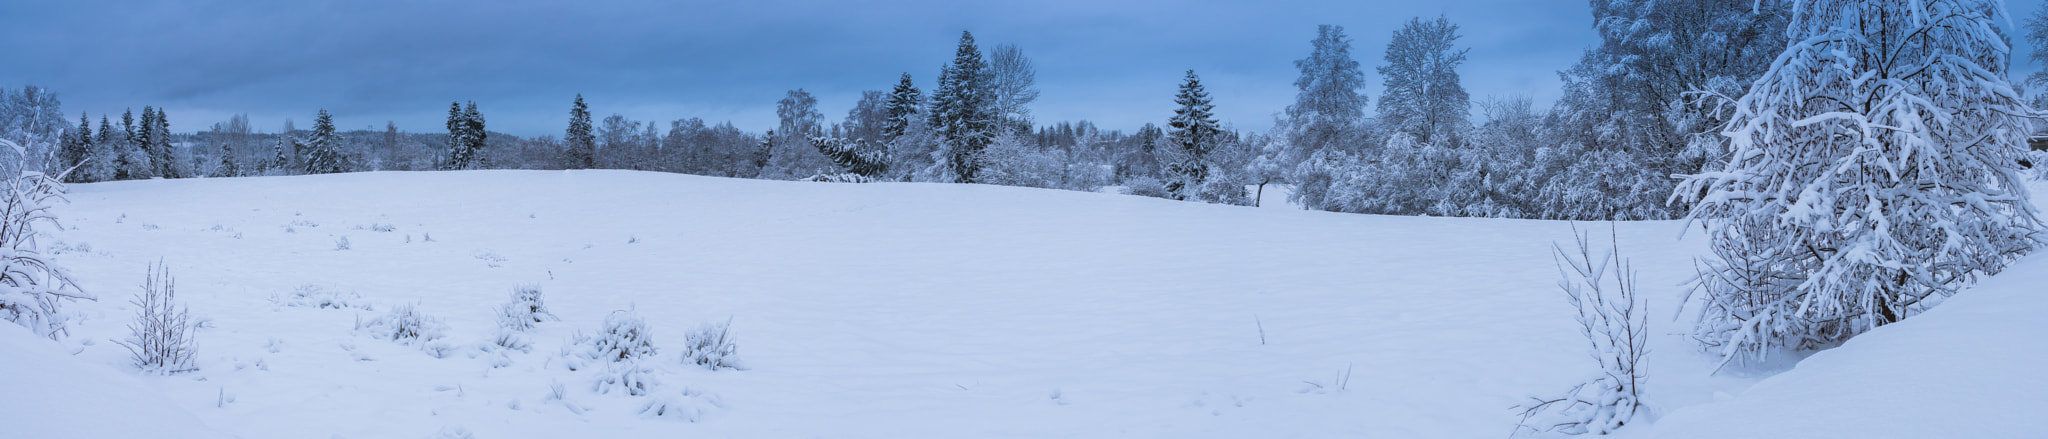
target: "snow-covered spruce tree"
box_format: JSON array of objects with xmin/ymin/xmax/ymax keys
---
[
  {"xmin": 444, "ymin": 101, "xmax": 486, "ymax": 170},
  {"xmin": 91, "ymin": 116, "xmax": 116, "ymax": 182},
  {"xmin": 0, "ymin": 138, "xmax": 87, "ymax": 339},
  {"xmin": 303, "ymin": 110, "xmax": 346, "ymax": 174},
  {"xmin": 149, "ymin": 107, "xmax": 178, "ymax": 179},
  {"xmin": 464, "ymin": 102, "xmax": 487, "ymax": 168},
  {"xmin": 117, "ymin": 261, "xmax": 196, "ymax": 374},
  {"xmin": 1281, "ymin": 24, "xmax": 1369, "ymax": 169},
  {"xmin": 1673, "ymin": 0, "xmax": 2043, "ymax": 366},
  {"xmin": 566, "ymin": 94, "xmax": 596, "ymax": 169},
  {"xmin": 59, "ymin": 114, "xmax": 92, "ymax": 183},
  {"xmin": 882, "ymin": 73, "xmax": 922, "ymax": 142},
  {"xmin": 1162, "ymin": 70, "xmax": 1224, "ymax": 201},
  {"xmin": 809, "ymin": 136, "xmax": 888, "ymax": 180},
  {"xmin": 1378, "ymin": 15, "xmax": 1470, "ymax": 147},
  {"xmin": 930, "ymin": 31, "xmax": 997, "ymax": 184}
]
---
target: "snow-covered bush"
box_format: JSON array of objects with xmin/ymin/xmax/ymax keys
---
[
  {"xmin": 116, "ymin": 262, "xmax": 197, "ymax": 374},
  {"xmin": 496, "ymin": 285, "xmax": 556, "ymax": 332},
  {"xmin": 594, "ymin": 361, "xmax": 659, "ymax": 396},
  {"xmin": 356, "ymin": 303, "xmax": 447, "ymax": 344},
  {"xmin": 680, "ymin": 318, "xmax": 741, "ymax": 370},
  {"xmin": 1121, "ymin": 176, "xmax": 1172, "ymax": 199},
  {"xmin": 802, "ymin": 173, "xmax": 876, "ymax": 183},
  {"xmin": 1516, "ymin": 225, "xmax": 1647, "ymax": 435},
  {"xmin": 0, "ymin": 138, "xmax": 88, "ymax": 339},
  {"xmin": 981, "ymin": 133, "xmax": 1066, "ymax": 189},
  {"xmin": 1673, "ymin": 0, "xmax": 2043, "ymax": 366},
  {"xmin": 587, "ymin": 309, "xmax": 656, "ymax": 362},
  {"xmin": 271, "ymin": 284, "xmax": 370, "ymax": 310}
]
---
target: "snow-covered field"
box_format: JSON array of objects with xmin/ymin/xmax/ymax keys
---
[{"xmin": 3, "ymin": 171, "xmax": 2041, "ymax": 438}]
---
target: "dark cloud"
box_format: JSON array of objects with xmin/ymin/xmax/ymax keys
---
[{"xmin": 6, "ymin": 0, "xmax": 2039, "ymax": 137}]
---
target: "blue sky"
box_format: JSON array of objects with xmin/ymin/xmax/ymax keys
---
[{"xmin": 4, "ymin": 0, "xmax": 2043, "ymax": 137}]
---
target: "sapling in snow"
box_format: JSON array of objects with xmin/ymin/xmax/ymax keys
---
[
  {"xmin": 116, "ymin": 261, "xmax": 198, "ymax": 374},
  {"xmin": 1515, "ymin": 224, "xmax": 1647, "ymax": 436}
]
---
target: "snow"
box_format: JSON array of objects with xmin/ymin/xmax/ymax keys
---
[
  {"xmin": 2, "ymin": 170, "xmax": 2041, "ymax": 437},
  {"xmin": 0, "ymin": 323, "xmax": 223, "ymax": 439}
]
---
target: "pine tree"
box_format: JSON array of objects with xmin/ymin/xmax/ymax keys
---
[
  {"xmin": 1674, "ymin": 0, "xmax": 2042, "ymax": 365},
  {"xmin": 117, "ymin": 109, "xmax": 147, "ymax": 180},
  {"xmin": 271, "ymin": 135, "xmax": 289, "ymax": 172},
  {"xmin": 464, "ymin": 102, "xmax": 486, "ymax": 168},
  {"xmin": 566, "ymin": 94, "xmax": 595, "ymax": 169},
  {"xmin": 1284, "ymin": 25, "xmax": 1368, "ymax": 166},
  {"xmin": 60, "ymin": 113, "xmax": 91, "ymax": 182},
  {"xmin": 1163, "ymin": 70, "xmax": 1221, "ymax": 200},
  {"xmin": 930, "ymin": 31, "xmax": 995, "ymax": 183},
  {"xmin": 1378, "ymin": 16, "xmax": 1470, "ymax": 147},
  {"xmin": 882, "ymin": 73, "xmax": 922, "ymax": 141},
  {"xmin": 303, "ymin": 109, "xmax": 344, "ymax": 174},
  {"xmin": 445, "ymin": 101, "xmax": 468, "ymax": 170},
  {"xmin": 217, "ymin": 135, "xmax": 239, "ymax": 178},
  {"xmin": 150, "ymin": 107, "xmax": 178, "ymax": 178},
  {"xmin": 94, "ymin": 116, "xmax": 115, "ymax": 181}
]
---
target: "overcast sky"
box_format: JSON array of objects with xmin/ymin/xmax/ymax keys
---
[{"xmin": 4, "ymin": 0, "xmax": 2044, "ymax": 137}]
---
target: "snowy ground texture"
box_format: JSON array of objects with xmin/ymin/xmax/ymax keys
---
[{"xmin": 2, "ymin": 170, "xmax": 2043, "ymax": 438}]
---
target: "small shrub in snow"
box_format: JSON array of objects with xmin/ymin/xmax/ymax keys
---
[
  {"xmin": 333, "ymin": 236, "xmax": 350, "ymax": 251},
  {"xmin": 588, "ymin": 309, "xmax": 657, "ymax": 362},
  {"xmin": 0, "ymin": 146, "xmax": 90, "ymax": 339},
  {"xmin": 680, "ymin": 318, "xmax": 741, "ymax": 370},
  {"xmin": 356, "ymin": 303, "xmax": 447, "ymax": 344},
  {"xmin": 116, "ymin": 262, "xmax": 197, "ymax": 374},
  {"xmin": 640, "ymin": 387, "xmax": 724, "ymax": 422},
  {"xmin": 496, "ymin": 285, "xmax": 556, "ymax": 332},
  {"xmin": 593, "ymin": 361, "xmax": 660, "ymax": 396},
  {"xmin": 1515, "ymin": 225, "xmax": 1647, "ymax": 436},
  {"xmin": 272, "ymin": 284, "xmax": 370, "ymax": 310}
]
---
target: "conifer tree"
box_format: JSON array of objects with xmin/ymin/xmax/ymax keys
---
[
  {"xmin": 217, "ymin": 135, "xmax": 240, "ymax": 178},
  {"xmin": 94, "ymin": 116, "xmax": 115, "ymax": 181},
  {"xmin": 150, "ymin": 107, "xmax": 178, "ymax": 178},
  {"xmin": 303, "ymin": 109, "xmax": 345, "ymax": 174},
  {"xmin": 882, "ymin": 74, "xmax": 922, "ymax": 142},
  {"xmin": 930, "ymin": 31, "xmax": 995, "ymax": 183},
  {"xmin": 1163, "ymin": 70, "xmax": 1221, "ymax": 199},
  {"xmin": 60, "ymin": 113, "xmax": 91, "ymax": 183},
  {"xmin": 445, "ymin": 102, "xmax": 467, "ymax": 169},
  {"xmin": 464, "ymin": 102, "xmax": 486, "ymax": 167},
  {"xmin": 566, "ymin": 94, "xmax": 595, "ymax": 169}
]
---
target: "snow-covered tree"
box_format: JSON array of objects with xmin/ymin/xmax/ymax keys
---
[
  {"xmin": 148, "ymin": 107, "xmax": 178, "ymax": 178},
  {"xmin": 1282, "ymin": 24, "xmax": 1369, "ymax": 167},
  {"xmin": 762, "ymin": 89, "xmax": 830, "ymax": 179},
  {"xmin": 59, "ymin": 114, "xmax": 91, "ymax": 183},
  {"xmin": 566, "ymin": 94, "xmax": 595, "ymax": 169},
  {"xmin": 882, "ymin": 73, "xmax": 922, "ymax": 142},
  {"xmin": 990, "ymin": 44, "xmax": 1039, "ymax": 134},
  {"xmin": 1673, "ymin": 0, "xmax": 2043, "ymax": 366},
  {"xmin": 1377, "ymin": 16, "xmax": 1470, "ymax": 147},
  {"xmin": 303, "ymin": 109, "xmax": 345, "ymax": 174},
  {"xmin": 929, "ymin": 31, "xmax": 997, "ymax": 183},
  {"xmin": 1549, "ymin": 0, "xmax": 1790, "ymax": 219},
  {"xmin": 445, "ymin": 101, "xmax": 486, "ymax": 170},
  {"xmin": 0, "ymin": 138, "xmax": 87, "ymax": 339},
  {"xmin": 1163, "ymin": 70, "xmax": 1222, "ymax": 200}
]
